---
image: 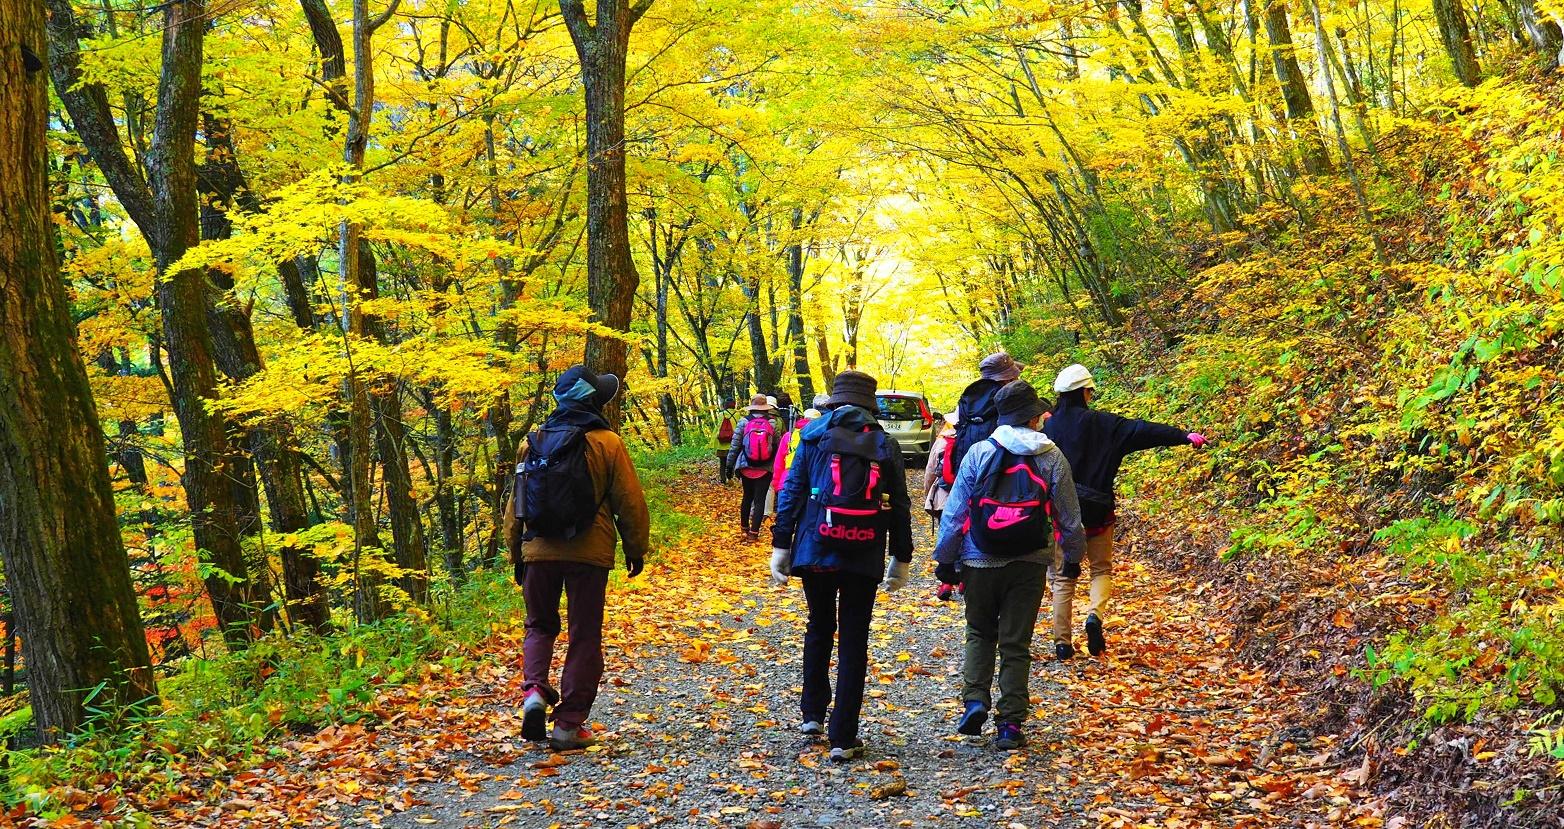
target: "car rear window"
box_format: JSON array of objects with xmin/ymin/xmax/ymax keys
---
[{"xmin": 876, "ymin": 396, "xmax": 923, "ymax": 420}]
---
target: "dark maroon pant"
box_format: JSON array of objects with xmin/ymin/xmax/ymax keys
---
[{"xmin": 522, "ymin": 560, "xmax": 609, "ymax": 731}]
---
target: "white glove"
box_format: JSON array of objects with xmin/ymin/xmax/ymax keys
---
[
  {"xmin": 884, "ymin": 559, "xmax": 911, "ymax": 592},
  {"xmin": 770, "ymin": 547, "xmax": 791, "ymax": 587}
]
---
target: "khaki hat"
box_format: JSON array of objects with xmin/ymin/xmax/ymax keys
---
[{"xmin": 746, "ymin": 394, "xmax": 776, "ymax": 412}]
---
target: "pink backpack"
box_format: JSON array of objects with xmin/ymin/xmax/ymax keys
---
[{"xmin": 742, "ymin": 417, "xmax": 777, "ymax": 464}]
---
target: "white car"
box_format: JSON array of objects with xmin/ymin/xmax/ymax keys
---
[{"xmin": 874, "ymin": 391, "xmax": 936, "ymax": 460}]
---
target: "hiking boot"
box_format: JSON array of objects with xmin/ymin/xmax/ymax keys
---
[
  {"xmin": 1055, "ymin": 642, "xmax": 1075, "ymax": 661},
  {"xmin": 1085, "ymin": 613, "xmax": 1107, "ymax": 656},
  {"xmin": 521, "ymin": 690, "xmax": 548, "ymax": 742},
  {"xmin": 799, "ymin": 720, "xmax": 824, "ymax": 737},
  {"xmin": 957, "ymin": 701, "xmax": 988, "ymax": 736},
  {"xmin": 829, "ymin": 741, "xmax": 864, "ymax": 763},
  {"xmin": 549, "ymin": 724, "xmax": 596, "ymax": 751},
  {"xmin": 993, "ymin": 722, "xmax": 1026, "ymax": 751}
]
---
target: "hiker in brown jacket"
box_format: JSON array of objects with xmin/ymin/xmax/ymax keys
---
[{"xmin": 503, "ymin": 365, "xmax": 649, "ymax": 750}]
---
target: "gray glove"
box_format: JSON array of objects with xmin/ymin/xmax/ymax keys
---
[
  {"xmin": 884, "ymin": 559, "xmax": 911, "ymax": 592},
  {"xmin": 770, "ymin": 547, "xmax": 791, "ymax": 587}
]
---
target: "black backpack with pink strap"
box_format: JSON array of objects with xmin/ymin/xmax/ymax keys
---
[
  {"xmin": 968, "ymin": 438, "xmax": 1054, "ymax": 557},
  {"xmin": 810, "ymin": 425, "xmax": 891, "ymax": 556}
]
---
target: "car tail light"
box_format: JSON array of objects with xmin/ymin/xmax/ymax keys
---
[{"xmin": 919, "ymin": 399, "xmax": 932, "ymax": 430}]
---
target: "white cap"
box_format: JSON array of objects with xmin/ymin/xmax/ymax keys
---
[
  {"xmin": 765, "ymin": 396, "xmax": 778, "ymax": 408},
  {"xmin": 1053, "ymin": 364, "xmax": 1096, "ymax": 394}
]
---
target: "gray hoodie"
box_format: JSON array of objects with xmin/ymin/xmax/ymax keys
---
[{"xmin": 932, "ymin": 424, "xmax": 1086, "ymax": 569}]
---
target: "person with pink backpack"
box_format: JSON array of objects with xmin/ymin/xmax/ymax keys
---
[{"xmin": 726, "ymin": 394, "xmax": 781, "ymax": 541}]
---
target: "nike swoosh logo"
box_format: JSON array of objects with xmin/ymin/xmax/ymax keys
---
[{"xmin": 987, "ymin": 509, "xmax": 1030, "ymax": 530}]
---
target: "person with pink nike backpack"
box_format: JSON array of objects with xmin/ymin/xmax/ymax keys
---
[{"xmin": 933, "ymin": 380, "xmax": 1084, "ymax": 751}]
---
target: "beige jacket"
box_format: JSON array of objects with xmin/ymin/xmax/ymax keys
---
[{"xmin": 503, "ymin": 429, "xmax": 650, "ymax": 569}]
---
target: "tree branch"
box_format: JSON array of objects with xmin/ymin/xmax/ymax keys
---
[{"xmin": 370, "ymin": 0, "xmax": 402, "ymax": 32}]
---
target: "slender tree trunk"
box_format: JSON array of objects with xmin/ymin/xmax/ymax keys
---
[
  {"xmin": 561, "ymin": 0, "xmax": 653, "ymax": 427},
  {"xmin": 1, "ymin": 0, "xmax": 158, "ymax": 740},
  {"xmin": 340, "ymin": 0, "xmax": 399, "ymax": 623},
  {"xmin": 198, "ymin": 115, "xmax": 326, "ymax": 632},
  {"xmin": 1306, "ymin": 0, "xmax": 1387, "ymax": 263},
  {"xmin": 426, "ymin": 396, "xmax": 463, "ymax": 580},
  {"xmin": 786, "ymin": 208, "xmax": 815, "ymax": 404},
  {"xmin": 375, "ymin": 386, "xmax": 430, "ymax": 603},
  {"xmin": 1264, "ymin": 2, "xmax": 1333, "ymax": 175}
]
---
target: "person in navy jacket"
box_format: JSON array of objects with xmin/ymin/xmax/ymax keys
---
[{"xmin": 768, "ymin": 370, "xmax": 913, "ymax": 762}]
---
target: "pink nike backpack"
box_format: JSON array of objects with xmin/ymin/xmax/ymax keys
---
[{"xmin": 968, "ymin": 438, "xmax": 1056, "ymax": 557}]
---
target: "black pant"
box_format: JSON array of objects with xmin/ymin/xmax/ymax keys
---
[
  {"xmin": 800, "ymin": 571, "xmax": 878, "ymax": 749},
  {"xmin": 739, "ymin": 472, "xmax": 772, "ymax": 533}
]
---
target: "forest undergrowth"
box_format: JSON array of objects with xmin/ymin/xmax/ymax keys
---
[{"xmin": 1021, "ymin": 73, "xmax": 1564, "ymax": 827}]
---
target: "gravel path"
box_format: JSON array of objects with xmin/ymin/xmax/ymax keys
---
[
  {"xmin": 255, "ymin": 471, "xmax": 1368, "ymax": 829},
  {"xmin": 376, "ymin": 476, "xmax": 1085, "ymax": 829}
]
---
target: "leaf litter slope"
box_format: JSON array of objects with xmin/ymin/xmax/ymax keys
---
[{"xmin": 199, "ymin": 471, "xmax": 1375, "ymax": 828}]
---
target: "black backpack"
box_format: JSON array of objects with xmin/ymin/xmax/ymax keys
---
[
  {"xmin": 513, "ymin": 424, "xmax": 602, "ymax": 541},
  {"xmin": 810, "ymin": 426, "xmax": 890, "ymax": 556},
  {"xmin": 949, "ymin": 379, "xmax": 1002, "ymax": 483},
  {"xmin": 968, "ymin": 439, "xmax": 1055, "ymax": 557}
]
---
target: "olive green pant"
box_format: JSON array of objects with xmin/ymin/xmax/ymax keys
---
[{"xmin": 961, "ymin": 560, "xmax": 1047, "ymax": 724}]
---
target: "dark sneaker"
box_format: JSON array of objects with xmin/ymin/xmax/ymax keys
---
[
  {"xmin": 521, "ymin": 691, "xmax": 548, "ymax": 742},
  {"xmin": 829, "ymin": 741, "xmax": 865, "ymax": 762},
  {"xmin": 957, "ymin": 701, "xmax": 989, "ymax": 736},
  {"xmin": 994, "ymin": 722, "xmax": 1025, "ymax": 751},
  {"xmin": 1085, "ymin": 613, "xmax": 1107, "ymax": 656},
  {"xmin": 1055, "ymin": 642, "xmax": 1075, "ymax": 661}
]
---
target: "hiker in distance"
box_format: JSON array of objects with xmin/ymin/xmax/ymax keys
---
[
  {"xmin": 923, "ymin": 410, "xmax": 961, "ymax": 600},
  {"xmin": 728, "ymin": 394, "xmax": 781, "ymax": 541},
  {"xmin": 1044, "ymin": 364, "xmax": 1208, "ymax": 659},
  {"xmin": 934, "ymin": 380, "xmax": 1085, "ymax": 750},
  {"xmin": 922, "ymin": 410, "xmax": 960, "ymax": 532},
  {"xmin": 946, "ymin": 352, "xmax": 1024, "ymax": 495},
  {"xmin": 772, "ymin": 396, "xmax": 826, "ymax": 493},
  {"xmin": 769, "ymin": 370, "xmax": 915, "ymax": 762},
  {"xmin": 710, "ymin": 397, "xmax": 738, "ymax": 484},
  {"xmin": 504, "ymin": 365, "xmax": 650, "ymax": 751}
]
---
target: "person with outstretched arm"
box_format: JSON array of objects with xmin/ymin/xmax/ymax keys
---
[
  {"xmin": 1043, "ymin": 364, "xmax": 1208, "ymax": 659},
  {"xmin": 933, "ymin": 380, "xmax": 1085, "ymax": 751},
  {"xmin": 504, "ymin": 365, "xmax": 649, "ymax": 751},
  {"xmin": 768, "ymin": 370, "xmax": 914, "ymax": 762}
]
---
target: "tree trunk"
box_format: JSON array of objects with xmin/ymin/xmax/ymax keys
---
[
  {"xmin": 786, "ymin": 208, "xmax": 815, "ymax": 405},
  {"xmin": 1264, "ymin": 2, "xmax": 1333, "ymax": 175},
  {"xmin": 340, "ymin": 0, "xmax": 399, "ymax": 623},
  {"xmin": 198, "ymin": 114, "xmax": 325, "ymax": 632},
  {"xmin": 425, "ymin": 394, "xmax": 464, "ymax": 580},
  {"xmin": 1512, "ymin": 0, "xmax": 1563, "ymax": 69},
  {"xmin": 561, "ymin": 0, "xmax": 654, "ymax": 428},
  {"xmin": 0, "ymin": 0, "xmax": 159, "ymax": 741},
  {"xmin": 374, "ymin": 386, "xmax": 430, "ymax": 603},
  {"xmin": 1432, "ymin": 0, "xmax": 1482, "ymax": 86},
  {"xmin": 1306, "ymin": 0, "xmax": 1387, "ymax": 262},
  {"xmin": 47, "ymin": 0, "xmax": 270, "ymax": 649}
]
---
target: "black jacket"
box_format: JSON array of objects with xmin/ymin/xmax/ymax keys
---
[{"xmin": 1042, "ymin": 393, "xmax": 1189, "ymax": 529}]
